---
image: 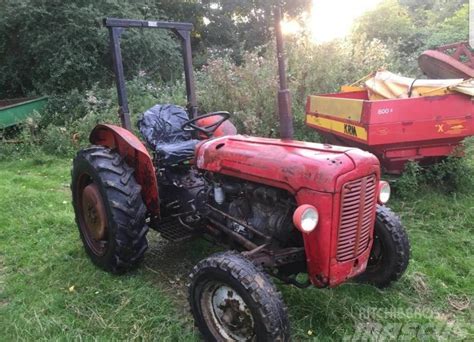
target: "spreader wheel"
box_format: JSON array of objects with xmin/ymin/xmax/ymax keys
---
[
  {"xmin": 71, "ymin": 146, "xmax": 148, "ymax": 274},
  {"xmin": 356, "ymin": 205, "xmax": 410, "ymax": 288},
  {"xmin": 188, "ymin": 252, "xmax": 290, "ymax": 341}
]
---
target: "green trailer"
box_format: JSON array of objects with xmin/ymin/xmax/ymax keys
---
[{"xmin": 0, "ymin": 96, "xmax": 48, "ymax": 130}]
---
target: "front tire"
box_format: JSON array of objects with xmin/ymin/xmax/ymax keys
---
[
  {"xmin": 71, "ymin": 146, "xmax": 148, "ymax": 274},
  {"xmin": 356, "ymin": 205, "xmax": 410, "ymax": 288},
  {"xmin": 188, "ymin": 252, "xmax": 290, "ymax": 341}
]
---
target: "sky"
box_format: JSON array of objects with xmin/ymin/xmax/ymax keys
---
[{"xmin": 282, "ymin": 0, "xmax": 382, "ymax": 42}]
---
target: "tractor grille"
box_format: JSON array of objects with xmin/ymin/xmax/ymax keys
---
[{"xmin": 337, "ymin": 175, "xmax": 377, "ymax": 262}]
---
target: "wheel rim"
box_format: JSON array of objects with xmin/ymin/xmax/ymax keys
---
[
  {"xmin": 201, "ymin": 282, "xmax": 255, "ymax": 341},
  {"xmin": 367, "ymin": 233, "xmax": 384, "ymax": 271},
  {"xmin": 77, "ymin": 173, "xmax": 108, "ymax": 256}
]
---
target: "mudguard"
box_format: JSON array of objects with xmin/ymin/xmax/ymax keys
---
[{"xmin": 89, "ymin": 124, "xmax": 160, "ymax": 218}]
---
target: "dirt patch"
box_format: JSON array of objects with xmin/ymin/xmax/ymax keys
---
[
  {"xmin": 409, "ymin": 272, "xmax": 431, "ymax": 297},
  {"xmin": 142, "ymin": 231, "xmax": 221, "ymax": 315},
  {"xmin": 447, "ymin": 294, "xmax": 471, "ymax": 312},
  {"xmin": 0, "ymin": 254, "xmax": 8, "ymax": 308}
]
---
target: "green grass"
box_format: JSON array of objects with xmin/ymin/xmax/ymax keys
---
[{"xmin": 1, "ymin": 156, "xmax": 473, "ymax": 341}]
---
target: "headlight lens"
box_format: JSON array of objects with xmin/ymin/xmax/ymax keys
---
[
  {"xmin": 378, "ymin": 181, "xmax": 391, "ymax": 204},
  {"xmin": 293, "ymin": 205, "xmax": 319, "ymax": 233}
]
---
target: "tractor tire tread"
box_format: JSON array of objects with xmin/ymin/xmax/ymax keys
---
[
  {"xmin": 188, "ymin": 251, "xmax": 290, "ymax": 341},
  {"xmin": 72, "ymin": 145, "xmax": 148, "ymax": 274},
  {"xmin": 356, "ymin": 205, "xmax": 410, "ymax": 288},
  {"xmin": 376, "ymin": 205, "xmax": 410, "ymax": 286}
]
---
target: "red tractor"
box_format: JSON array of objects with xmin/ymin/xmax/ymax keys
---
[{"xmin": 71, "ymin": 14, "xmax": 410, "ymax": 341}]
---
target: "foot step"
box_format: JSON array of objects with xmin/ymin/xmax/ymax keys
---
[{"xmin": 157, "ymin": 219, "xmax": 197, "ymax": 242}]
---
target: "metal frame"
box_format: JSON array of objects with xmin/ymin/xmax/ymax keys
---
[
  {"xmin": 104, "ymin": 18, "xmax": 198, "ymax": 130},
  {"xmin": 274, "ymin": 7, "xmax": 294, "ymax": 140},
  {"xmin": 419, "ymin": 41, "xmax": 474, "ymax": 79}
]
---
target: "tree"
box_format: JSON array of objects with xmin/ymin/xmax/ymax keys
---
[
  {"xmin": 0, "ymin": 0, "xmax": 182, "ymax": 98},
  {"xmin": 351, "ymin": 0, "xmax": 469, "ymax": 75},
  {"xmin": 424, "ymin": 4, "xmax": 469, "ymax": 48},
  {"xmin": 0, "ymin": 0, "xmax": 311, "ymax": 98},
  {"xmin": 353, "ymin": 0, "xmax": 415, "ymax": 46},
  {"xmin": 200, "ymin": 0, "xmax": 311, "ymax": 53},
  {"xmin": 400, "ymin": 0, "xmax": 467, "ymax": 25}
]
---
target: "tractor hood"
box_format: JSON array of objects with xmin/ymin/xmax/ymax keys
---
[{"xmin": 195, "ymin": 135, "xmax": 379, "ymax": 193}]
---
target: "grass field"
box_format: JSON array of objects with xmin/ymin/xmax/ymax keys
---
[{"xmin": 1, "ymin": 155, "xmax": 473, "ymax": 341}]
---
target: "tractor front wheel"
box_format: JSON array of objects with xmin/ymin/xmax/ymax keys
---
[
  {"xmin": 188, "ymin": 252, "xmax": 290, "ymax": 341},
  {"xmin": 71, "ymin": 146, "xmax": 148, "ymax": 274},
  {"xmin": 356, "ymin": 205, "xmax": 410, "ymax": 288}
]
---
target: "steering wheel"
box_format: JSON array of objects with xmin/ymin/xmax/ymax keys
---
[{"xmin": 181, "ymin": 111, "xmax": 231, "ymax": 138}]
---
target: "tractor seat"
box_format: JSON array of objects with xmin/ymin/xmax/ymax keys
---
[{"xmin": 138, "ymin": 104, "xmax": 199, "ymax": 165}]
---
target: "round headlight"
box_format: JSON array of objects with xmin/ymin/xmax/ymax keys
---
[
  {"xmin": 378, "ymin": 181, "xmax": 391, "ymax": 204},
  {"xmin": 293, "ymin": 205, "xmax": 319, "ymax": 233}
]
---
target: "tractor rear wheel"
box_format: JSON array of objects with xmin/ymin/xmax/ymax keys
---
[
  {"xmin": 71, "ymin": 146, "xmax": 148, "ymax": 274},
  {"xmin": 356, "ymin": 205, "xmax": 410, "ymax": 288},
  {"xmin": 188, "ymin": 252, "xmax": 290, "ymax": 341}
]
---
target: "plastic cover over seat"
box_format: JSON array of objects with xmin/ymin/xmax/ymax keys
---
[{"xmin": 137, "ymin": 104, "xmax": 199, "ymax": 164}]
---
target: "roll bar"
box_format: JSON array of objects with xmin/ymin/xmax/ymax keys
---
[
  {"xmin": 105, "ymin": 11, "xmax": 294, "ymax": 140},
  {"xmin": 104, "ymin": 18, "xmax": 197, "ymax": 130}
]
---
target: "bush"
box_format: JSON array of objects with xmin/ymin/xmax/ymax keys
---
[
  {"xmin": 424, "ymin": 4, "xmax": 469, "ymax": 49},
  {"xmin": 464, "ymin": 136, "xmax": 474, "ymax": 157},
  {"xmin": 0, "ymin": 0, "xmax": 181, "ymax": 98},
  {"xmin": 195, "ymin": 51, "xmax": 280, "ymax": 136},
  {"xmin": 41, "ymin": 89, "xmax": 90, "ymax": 127},
  {"xmin": 394, "ymin": 144, "xmax": 474, "ymax": 199},
  {"xmin": 423, "ymin": 156, "xmax": 473, "ymax": 193},
  {"xmin": 194, "ymin": 33, "xmax": 391, "ymax": 140},
  {"xmin": 0, "ymin": 115, "xmax": 42, "ymax": 160},
  {"xmin": 393, "ymin": 161, "xmax": 423, "ymax": 198},
  {"xmin": 40, "ymin": 126, "xmax": 75, "ymax": 156},
  {"xmin": 1, "ymin": 28, "xmax": 396, "ymax": 158}
]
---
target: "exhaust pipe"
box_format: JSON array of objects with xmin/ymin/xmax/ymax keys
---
[{"xmin": 274, "ymin": 7, "xmax": 294, "ymax": 140}]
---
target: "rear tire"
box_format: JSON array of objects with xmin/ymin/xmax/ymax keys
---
[
  {"xmin": 71, "ymin": 146, "xmax": 148, "ymax": 274},
  {"xmin": 188, "ymin": 252, "xmax": 290, "ymax": 341},
  {"xmin": 356, "ymin": 205, "xmax": 410, "ymax": 288}
]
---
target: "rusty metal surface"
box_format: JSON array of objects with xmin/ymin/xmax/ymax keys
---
[
  {"xmin": 419, "ymin": 42, "xmax": 474, "ymax": 79},
  {"xmin": 306, "ymin": 90, "xmax": 474, "ymax": 174},
  {"xmin": 206, "ymin": 204, "xmax": 271, "ymax": 241},
  {"xmin": 195, "ymin": 135, "xmax": 376, "ymax": 194},
  {"xmin": 195, "ymin": 134, "xmax": 380, "ymax": 287},
  {"xmin": 243, "ymin": 247, "xmax": 305, "ymax": 268},
  {"xmin": 200, "ymin": 281, "xmax": 255, "ymax": 340},
  {"xmin": 274, "ymin": 7, "xmax": 294, "ymax": 140},
  {"xmin": 207, "ymin": 217, "xmax": 258, "ymax": 251},
  {"xmin": 82, "ymin": 183, "xmax": 108, "ymax": 241},
  {"xmin": 89, "ymin": 124, "xmax": 160, "ymax": 218},
  {"xmin": 296, "ymin": 177, "xmax": 375, "ymax": 288},
  {"xmin": 337, "ymin": 175, "xmax": 377, "ymax": 262},
  {"xmin": 436, "ymin": 42, "xmax": 474, "ymax": 68},
  {"xmin": 76, "ymin": 174, "xmax": 107, "ymax": 256}
]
